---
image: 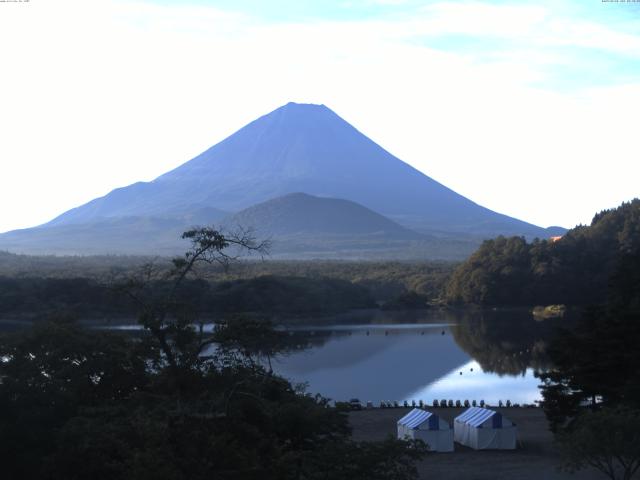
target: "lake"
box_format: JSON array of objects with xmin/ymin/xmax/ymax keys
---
[
  {"xmin": 2, "ymin": 307, "xmax": 562, "ymax": 406},
  {"xmin": 270, "ymin": 308, "xmax": 562, "ymax": 405}
]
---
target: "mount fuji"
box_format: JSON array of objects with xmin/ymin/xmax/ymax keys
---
[{"xmin": 0, "ymin": 102, "xmax": 563, "ymax": 258}]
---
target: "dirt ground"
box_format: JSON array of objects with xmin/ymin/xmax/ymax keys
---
[{"xmin": 349, "ymin": 407, "xmax": 603, "ymax": 480}]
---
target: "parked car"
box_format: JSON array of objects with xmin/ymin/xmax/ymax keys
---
[{"xmin": 349, "ymin": 398, "xmax": 363, "ymax": 410}]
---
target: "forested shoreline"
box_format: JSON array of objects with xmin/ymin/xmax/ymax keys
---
[
  {"xmin": 445, "ymin": 200, "xmax": 640, "ymax": 306},
  {"xmin": 2, "ymin": 201, "xmax": 640, "ymax": 479},
  {"xmin": 2, "ymin": 200, "xmax": 639, "ymax": 322},
  {"xmin": 0, "ymin": 228, "xmax": 429, "ymax": 479},
  {"xmin": 0, "ymin": 256, "xmax": 453, "ymax": 321}
]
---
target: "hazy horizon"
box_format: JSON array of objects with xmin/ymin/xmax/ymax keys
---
[{"xmin": 1, "ymin": 0, "xmax": 639, "ymax": 233}]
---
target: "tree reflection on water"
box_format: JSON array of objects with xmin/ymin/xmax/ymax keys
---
[{"xmin": 449, "ymin": 308, "xmax": 570, "ymax": 376}]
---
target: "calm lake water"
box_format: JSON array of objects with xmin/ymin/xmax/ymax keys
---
[
  {"xmin": 270, "ymin": 308, "xmax": 562, "ymax": 405},
  {"xmin": 2, "ymin": 308, "xmax": 563, "ymax": 405}
]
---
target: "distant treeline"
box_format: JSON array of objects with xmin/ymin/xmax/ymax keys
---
[
  {"xmin": 0, "ymin": 276, "xmax": 126, "ymax": 318},
  {"xmin": 0, "ymin": 253, "xmax": 454, "ymax": 299},
  {"xmin": 0, "ymin": 251, "xmax": 148, "ymax": 279},
  {"xmin": 445, "ymin": 199, "xmax": 640, "ymax": 306},
  {"xmin": 3, "ymin": 200, "xmax": 639, "ymax": 314},
  {"xmin": 0, "ymin": 275, "xmax": 380, "ymax": 320},
  {"xmin": 0, "ymin": 254, "xmax": 455, "ymax": 320}
]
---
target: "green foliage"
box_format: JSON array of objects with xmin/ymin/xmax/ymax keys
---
[
  {"xmin": 557, "ymin": 407, "xmax": 640, "ymax": 480},
  {"xmin": 446, "ymin": 199, "xmax": 640, "ymax": 306},
  {"xmin": 0, "ymin": 276, "xmax": 130, "ymax": 318},
  {"xmin": 300, "ymin": 437, "xmax": 428, "ymax": 480},
  {"xmin": 381, "ymin": 291, "xmax": 430, "ymax": 310},
  {"xmin": 0, "ymin": 258, "xmax": 455, "ymax": 321},
  {"xmin": 538, "ymin": 245, "xmax": 640, "ymax": 432},
  {"xmin": 0, "ymin": 318, "xmax": 426, "ymax": 480},
  {"xmin": 538, "ymin": 306, "xmax": 640, "ymax": 432},
  {"xmin": 210, "ymin": 275, "xmax": 375, "ymax": 315},
  {"xmin": 0, "ymin": 317, "xmax": 152, "ymax": 479},
  {"xmin": 0, "ymin": 275, "xmax": 375, "ymax": 321},
  {"xmin": 536, "ymin": 216, "xmax": 640, "ymax": 478},
  {"xmin": 0, "ymin": 249, "xmax": 455, "ymax": 300},
  {"xmin": 0, "ymin": 226, "xmax": 453, "ymax": 322},
  {"xmin": 0, "ymin": 226, "xmax": 428, "ymax": 479}
]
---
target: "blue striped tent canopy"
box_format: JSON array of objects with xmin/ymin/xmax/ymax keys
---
[
  {"xmin": 397, "ymin": 409, "xmax": 440, "ymax": 430},
  {"xmin": 455, "ymin": 407, "xmax": 503, "ymax": 428}
]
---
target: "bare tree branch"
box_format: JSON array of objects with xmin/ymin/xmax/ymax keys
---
[{"xmin": 113, "ymin": 225, "xmax": 269, "ymax": 376}]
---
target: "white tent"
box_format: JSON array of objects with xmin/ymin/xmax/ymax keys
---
[
  {"xmin": 397, "ymin": 409, "xmax": 454, "ymax": 452},
  {"xmin": 454, "ymin": 407, "xmax": 516, "ymax": 450}
]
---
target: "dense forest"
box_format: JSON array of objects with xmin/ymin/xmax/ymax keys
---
[
  {"xmin": 2, "ymin": 204, "xmax": 640, "ymax": 478},
  {"xmin": 0, "ymin": 318, "xmax": 431, "ymax": 480},
  {"xmin": 445, "ymin": 199, "xmax": 640, "ymax": 306},
  {"xmin": 0, "ymin": 254, "xmax": 453, "ymax": 321},
  {"xmin": 535, "ymin": 217, "xmax": 640, "ymax": 479},
  {"xmin": 2, "ymin": 200, "xmax": 639, "ymax": 319},
  {"xmin": 0, "ymin": 228, "xmax": 429, "ymax": 480},
  {"xmin": 0, "ymin": 275, "xmax": 375, "ymax": 320},
  {"xmin": 439, "ymin": 199, "xmax": 640, "ymax": 477}
]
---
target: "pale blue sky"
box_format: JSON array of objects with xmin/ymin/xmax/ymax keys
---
[
  {"xmin": 148, "ymin": 0, "xmax": 640, "ymax": 23},
  {"xmin": 0, "ymin": 0, "xmax": 638, "ymax": 232}
]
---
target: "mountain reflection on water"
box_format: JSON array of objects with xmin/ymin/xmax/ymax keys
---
[{"xmin": 273, "ymin": 308, "xmax": 564, "ymax": 404}]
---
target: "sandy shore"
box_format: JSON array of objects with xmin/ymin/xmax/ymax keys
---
[{"xmin": 349, "ymin": 407, "xmax": 601, "ymax": 480}]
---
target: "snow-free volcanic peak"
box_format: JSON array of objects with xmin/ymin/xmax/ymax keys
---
[
  {"xmin": 0, "ymin": 102, "xmax": 562, "ymax": 256},
  {"xmin": 44, "ymin": 102, "xmax": 548, "ymax": 238}
]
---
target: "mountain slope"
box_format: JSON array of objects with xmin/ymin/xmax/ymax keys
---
[
  {"xmin": 0, "ymin": 208, "xmax": 228, "ymax": 256},
  {"xmin": 0, "ymin": 193, "xmax": 478, "ymax": 259},
  {"xmin": 218, "ymin": 193, "xmax": 467, "ymax": 259},
  {"xmin": 45, "ymin": 102, "xmax": 555, "ymax": 238},
  {"xmin": 223, "ymin": 193, "xmax": 421, "ymax": 238}
]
